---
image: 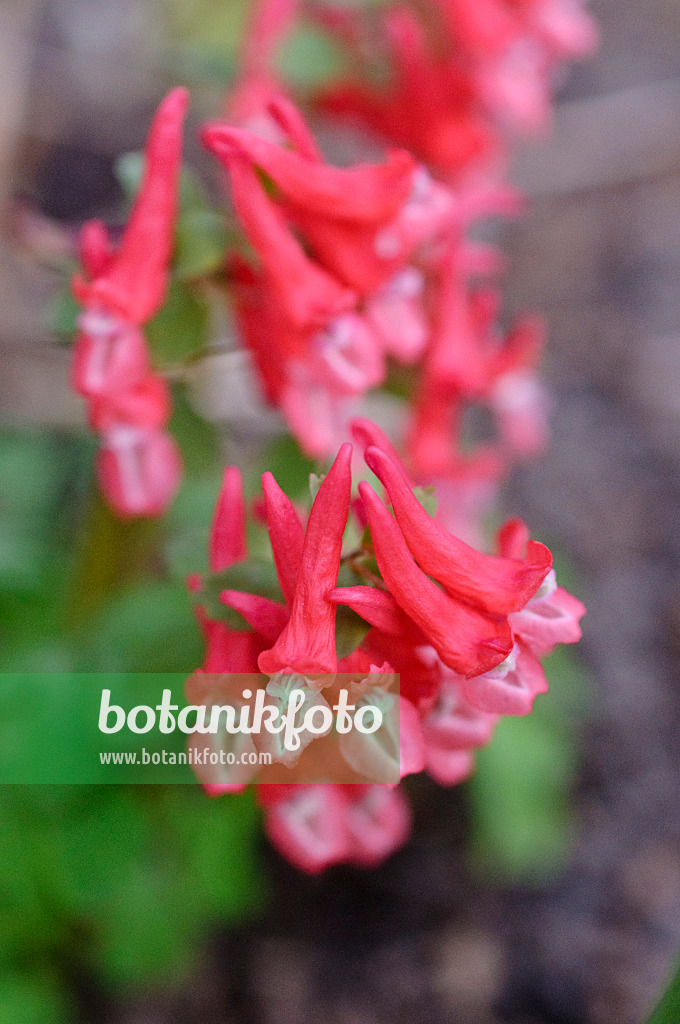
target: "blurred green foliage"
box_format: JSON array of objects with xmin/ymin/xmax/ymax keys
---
[
  {"xmin": 0, "ymin": 425, "xmax": 265, "ymax": 1021},
  {"xmin": 647, "ymin": 955, "xmax": 680, "ymax": 1023},
  {"xmin": 467, "ymin": 642, "xmax": 589, "ymax": 882}
]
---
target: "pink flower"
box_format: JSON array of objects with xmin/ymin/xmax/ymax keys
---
[
  {"xmin": 71, "ymin": 314, "xmax": 150, "ymax": 400},
  {"xmin": 71, "ymin": 89, "xmax": 188, "ymax": 518},
  {"xmin": 258, "ymin": 784, "xmax": 349, "ymax": 872},
  {"xmin": 532, "ymin": 0, "xmax": 598, "ymax": 59},
  {"xmin": 88, "ymin": 374, "xmax": 171, "ymax": 433},
  {"xmin": 462, "ymin": 639, "xmax": 549, "ymax": 715},
  {"xmin": 258, "ymin": 783, "xmax": 411, "ymax": 872},
  {"xmin": 364, "ymin": 268, "xmax": 429, "ymax": 364},
  {"xmin": 73, "ymin": 88, "xmax": 188, "ymax": 325},
  {"xmin": 98, "ymin": 428, "xmax": 181, "ymax": 520},
  {"xmin": 499, "ymin": 518, "xmax": 586, "ymax": 656}
]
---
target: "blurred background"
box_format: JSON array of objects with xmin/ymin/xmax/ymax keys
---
[{"xmin": 1, "ymin": 0, "xmax": 680, "ymax": 1022}]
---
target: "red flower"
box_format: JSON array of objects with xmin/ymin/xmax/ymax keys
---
[
  {"xmin": 71, "ymin": 89, "xmax": 188, "ymax": 518},
  {"xmin": 363, "ymin": 443, "xmax": 552, "ymax": 615},
  {"xmin": 258, "ymin": 442, "xmax": 353, "ymax": 676},
  {"xmin": 189, "ymin": 465, "xmax": 268, "ymax": 676},
  {"xmin": 358, "ymin": 478, "xmax": 514, "ymax": 677},
  {"xmin": 97, "ymin": 429, "xmax": 182, "ymax": 520},
  {"xmin": 203, "ymin": 106, "xmax": 419, "ymax": 295},
  {"xmin": 73, "ymin": 87, "xmax": 188, "ymax": 325},
  {"xmin": 318, "ymin": 6, "xmax": 498, "ymax": 179}
]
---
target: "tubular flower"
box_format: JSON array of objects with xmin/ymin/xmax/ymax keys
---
[
  {"xmin": 206, "ymin": 99, "xmax": 456, "ymax": 456},
  {"xmin": 73, "ymin": 88, "xmax": 187, "ymax": 324},
  {"xmin": 420, "ymin": 662, "xmax": 499, "ymax": 786},
  {"xmin": 71, "ymin": 88, "xmax": 188, "ymax": 517},
  {"xmin": 358, "ymin": 478, "xmax": 515, "ymax": 677},
  {"xmin": 228, "ymin": 257, "xmax": 378, "ymax": 457},
  {"xmin": 430, "ymin": 0, "xmax": 597, "ymax": 133},
  {"xmin": 317, "ymin": 0, "xmax": 596, "ymax": 170},
  {"xmin": 226, "ymin": 0, "xmax": 301, "ymax": 137},
  {"xmin": 416, "ymin": 257, "xmax": 549, "ymax": 458},
  {"xmin": 350, "ymin": 429, "xmax": 583, "ymax": 715},
  {"xmin": 363, "ymin": 443, "xmax": 552, "ymax": 615},
  {"xmin": 188, "ymin": 424, "xmax": 586, "ymax": 869},
  {"xmin": 258, "ymin": 442, "xmax": 352, "ymax": 677},
  {"xmin": 203, "ymin": 108, "xmax": 422, "ymax": 295},
  {"xmin": 187, "ymin": 466, "xmax": 268, "ymax": 796},
  {"xmin": 188, "ymin": 465, "xmax": 267, "ymax": 678},
  {"xmin": 317, "ymin": 5, "xmax": 498, "ymax": 181}
]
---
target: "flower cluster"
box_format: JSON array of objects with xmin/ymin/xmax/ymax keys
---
[
  {"xmin": 188, "ymin": 420, "xmax": 585, "ymax": 872},
  {"xmin": 203, "ymin": 97, "xmax": 455, "ymax": 457},
  {"xmin": 317, "ymin": 0, "xmax": 597, "ymax": 171},
  {"xmin": 67, "ymin": 1, "xmax": 594, "ymax": 520},
  {"xmin": 70, "ymin": 89, "xmax": 187, "ymax": 517},
  {"xmin": 58, "ymin": 0, "xmax": 594, "ymax": 872},
  {"xmin": 204, "ymin": 0, "xmax": 589, "ymax": 514}
]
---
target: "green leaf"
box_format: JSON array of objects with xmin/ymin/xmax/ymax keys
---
[
  {"xmin": 0, "ymin": 972, "xmax": 71, "ymax": 1024},
  {"xmin": 175, "ymin": 207, "xmax": 229, "ymax": 280},
  {"xmin": 261, "ymin": 434, "xmax": 317, "ymax": 499},
  {"xmin": 115, "ymin": 152, "xmax": 207, "ymax": 211},
  {"xmin": 46, "ymin": 285, "xmax": 79, "ymax": 341},
  {"xmin": 196, "ymin": 559, "xmax": 284, "ymax": 626},
  {"xmin": 169, "ymin": 382, "xmax": 222, "ymax": 480},
  {"xmin": 467, "ymin": 645, "xmax": 589, "ymax": 882},
  {"xmin": 146, "ymin": 281, "xmax": 210, "ymax": 368},
  {"xmin": 80, "ymin": 581, "xmax": 204, "ymax": 673},
  {"xmin": 160, "ymin": 0, "xmax": 250, "ymax": 58},
  {"xmin": 647, "ymin": 955, "xmax": 680, "ymax": 1023},
  {"xmin": 275, "ymin": 25, "xmax": 346, "ymax": 89},
  {"xmin": 335, "ymin": 603, "xmax": 372, "ymax": 661},
  {"xmin": 413, "ymin": 485, "xmax": 438, "ymax": 518}
]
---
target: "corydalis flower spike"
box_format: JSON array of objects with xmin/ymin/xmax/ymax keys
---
[
  {"xmin": 74, "ymin": 88, "xmax": 188, "ymax": 324},
  {"xmin": 358, "ymin": 481, "xmax": 512, "ymax": 677},
  {"xmin": 364, "ymin": 445, "xmax": 552, "ymax": 614},
  {"xmin": 261, "ymin": 471, "xmax": 305, "ymax": 604},
  {"xmin": 210, "ymin": 466, "xmax": 247, "ymax": 573},
  {"xmin": 258, "ymin": 443, "xmax": 353, "ymax": 676}
]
